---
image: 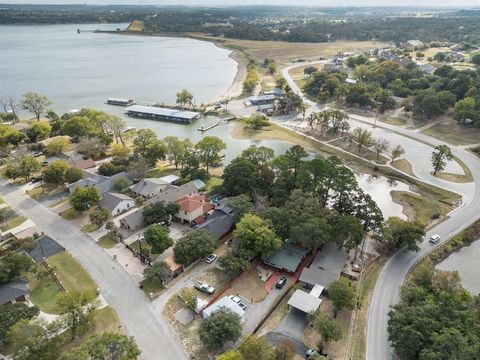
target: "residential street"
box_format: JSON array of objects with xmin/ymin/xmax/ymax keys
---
[
  {"xmin": 281, "ymin": 62, "xmax": 480, "ymax": 360},
  {"xmin": 0, "ymin": 181, "xmax": 188, "ymax": 360}
]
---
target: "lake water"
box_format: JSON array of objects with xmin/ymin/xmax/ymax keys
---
[
  {"xmin": 0, "ymin": 23, "xmax": 408, "ymax": 219},
  {"xmin": 436, "ymin": 240, "xmax": 480, "ymax": 295}
]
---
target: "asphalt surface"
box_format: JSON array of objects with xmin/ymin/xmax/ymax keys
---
[
  {"xmin": 0, "ymin": 181, "xmax": 188, "ymax": 360},
  {"xmin": 282, "ymin": 62, "xmax": 480, "ymax": 360}
]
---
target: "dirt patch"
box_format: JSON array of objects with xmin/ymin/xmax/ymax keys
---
[
  {"xmin": 196, "ymin": 268, "xmax": 229, "ymax": 301},
  {"xmin": 226, "ymin": 267, "xmax": 268, "ymax": 303},
  {"xmin": 330, "ymin": 138, "xmax": 389, "ymax": 164},
  {"xmin": 391, "ymin": 159, "xmax": 416, "ymax": 178}
]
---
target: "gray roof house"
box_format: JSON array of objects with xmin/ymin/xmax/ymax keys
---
[
  {"xmin": 119, "ymin": 179, "xmax": 206, "ymax": 233},
  {"xmin": 0, "ymin": 278, "xmax": 29, "ymax": 305},
  {"xmin": 67, "ymin": 172, "xmax": 130, "ymax": 195},
  {"xmin": 131, "ymin": 175, "xmax": 180, "ymax": 199},
  {"xmin": 29, "ymin": 235, "xmax": 65, "ymax": 262},
  {"xmin": 99, "ymin": 192, "xmax": 135, "ymax": 217},
  {"xmin": 419, "ymin": 63, "xmax": 437, "ymax": 75},
  {"xmin": 119, "ymin": 209, "xmax": 144, "ymax": 232},
  {"xmin": 299, "ymin": 243, "xmax": 348, "ymax": 291}
]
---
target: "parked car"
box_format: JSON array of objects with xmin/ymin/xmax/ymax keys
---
[
  {"xmin": 429, "ymin": 234, "xmax": 441, "ymax": 244},
  {"xmin": 205, "ymin": 254, "xmax": 218, "ymax": 264},
  {"xmin": 275, "ymin": 276, "xmax": 287, "ymax": 289},
  {"xmin": 41, "ymin": 161, "xmax": 49, "ymax": 167},
  {"xmin": 194, "ymin": 282, "xmax": 215, "ymax": 295},
  {"xmin": 30, "ymin": 176, "xmax": 43, "ymax": 184},
  {"xmin": 306, "ymin": 349, "xmax": 318, "ymax": 359},
  {"xmin": 228, "ymin": 295, "xmax": 247, "ymax": 310}
]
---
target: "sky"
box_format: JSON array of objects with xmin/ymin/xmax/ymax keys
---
[{"xmin": 1, "ymin": 0, "xmax": 479, "ymax": 7}]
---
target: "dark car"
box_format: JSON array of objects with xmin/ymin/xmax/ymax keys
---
[{"xmin": 275, "ymin": 276, "xmax": 287, "ymax": 289}]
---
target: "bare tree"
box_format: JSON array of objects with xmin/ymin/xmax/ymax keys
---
[
  {"xmin": 107, "ymin": 116, "xmax": 128, "ymax": 145},
  {"xmin": 372, "ymin": 138, "xmax": 390, "ymax": 162},
  {"xmin": 21, "ymin": 92, "xmax": 52, "ymax": 121}
]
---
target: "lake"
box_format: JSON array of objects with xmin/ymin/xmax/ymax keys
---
[{"xmin": 0, "ymin": 23, "xmax": 408, "ymax": 219}]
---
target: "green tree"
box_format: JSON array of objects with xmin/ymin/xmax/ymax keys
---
[
  {"xmin": 235, "ymin": 213, "xmax": 282, "ymax": 257},
  {"xmin": 21, "ymin": 92, "xmax": 52, "ymax": 121},
  {"xmin": 312, "ymin": 312, "xmax": 343, "ymax": 346},
  {"xmin": 57, "ymin": 290, "xmax": 95, "ymax": 339},
  {"xmin": 6, "ymin": 319, "xmax": 61, "ymax": 360},
  {"xmin": 218, "ymin": 249, "xmax": 251, "ymax": 278},
  {"xmin": 19, "ymin": 155, "xmax": 41, "ymax": 181},
  {"xmin": 65, "ymin": 167, "xmax": 83, "ymax": 183},
  {"xmin": 106, "ymin": 116, "xmax": 128, "ymax": 145},
  {"xmin": 195, "ymin": 136, "xmax": 226, "ymax": 172},
  {"xmin": 240, "ymin": 145, "xmax": 275, "ymax": 166},
  {"xmin": 238, "ymin": 335, "xmax": 275, "ymax": 360},
  {"xmin": 4, "ymin": 130, "xmax": 26, "ymax": 147},
  {"xmin": 143, "ymin": 261, "xmax": 171, "ymax": 284},
  {"xmin": 226, "ymin": 194, "xmax": 254, "ymax": 223},
  {"xmin": 351, "ymin": 127, "xmax": 373, "ymax": 153},
  {"xmin": 46, "ymin": 137, "xmax": 70, "ymax": 155},
  {"xmin": 390, "ymin": 145, "xmax": 405, "ymax": 162},
  {"xmin": 176, "ymin": 89, "xmax": 194, "ymax": 108},
  {"xmin": 198, "ymin": 307, "xmax": 242, "ymax": 350},
  {"xmin": 60, "ymin": 116, "xmax": 98, "ymax": 139},
  {"xmin": 372, "ymin": 138, "xmax": 389, "ymax": 162},
  {"xmin": 110, "ymin": 143, "xmax": 131, "ymax": 159},
  {"xmin": 42, "ymin": 159, "xmax": 70, "ymax": 184},
  {"xmin": 113, "ymin": 177, "xmax": 129, "ymax": 192},
  {"xmin": 69, "ymin": 187, "xmax": 100, "ymax": 212},
  {"xmin": 61, "ymin": 333, "xmax": 140, "ymax": 360},
  {"xmin": 245, "ymin": 114, "xmax": 269, "ymax": 129},
  {"xmin": 164, "ymin": 136, "xmax": 192, "ymax": 170},
  {"xmin": 77, "ymin": 136, "xmax": 107, "ymax": 159},
  {"xmin": 144, "ymin": 224, "xmax": 173, "ymax": 254},
  {"xmin": 142, "ymin": 201, "xmax": 180, "ymax": 226},
  {"xmin": 216, "ymin": 351, "xmax": 242, "ymax": 360},
  {"xmin": 431, "ymin": 144, "xmax": 453, "ymax": 175},
  {"xmin": 328, "ymin": 278, "xmax": 356, "ymax": 316},
  {"xmin": 383, "ymin": 216, "xmax": 426, "ymax": 252},
  {"xmin": 98, "ymin": 162, "xmax": 118, "ymax": 176},
  {"xmin": 173, "ymin": 229, "xmax": 218, "ymax": 265},
  {"xmin": 453, "ymin": 97, "xmax": 478, "ymax": 125},
  {"xmin": 0, "ymin": 303, "xmax": 39, "ymax": 343},
  {"xmin": 222, "ymin": 158, "xmax": 259, "ymax": 197},
  {"xmin": 180, "ymin": 287, "xmax": 198, "ymax": 316},
  {"xmin": 26, "ymin": 121, "xmax": 51, "ymax": 142},
  {"xmin": 89, "ymin": 207, "xmax": 111, "ymax": 227}
]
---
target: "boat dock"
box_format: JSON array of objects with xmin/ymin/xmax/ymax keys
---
[
  {"xmin": 125, "ymin": 105, "xmax": 201, "ymax": 124},
  {"xmin": 198, "ymin": 122, "xmax": 222, "ymax": 132}
]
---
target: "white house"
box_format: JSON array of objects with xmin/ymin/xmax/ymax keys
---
[
  {"xmin": 99, "ymin": 192, "xmax": 135, "ymax": 217},
  {"xmin": 202, "ymin": 296, "xmax": 246, "ymax": 323}
]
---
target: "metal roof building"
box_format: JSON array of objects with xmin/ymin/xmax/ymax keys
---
[
  {"xmin": 287, "ymin": 289, "xmax": 323, "ymax": 314},
  {"xmin": 125, "ymin": 105, "xmax": 201, "ymax": 123},
  {"xmin": 202, "ymin": 296, "xmax": 246, "ymax": 322},
  {"xmin": 262, "ymin": 243, "xmax": 308, "ymax": 273}
]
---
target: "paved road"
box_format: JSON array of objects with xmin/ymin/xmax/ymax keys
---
[
  {"xmin": 281, "ymin": 62, "xmax": 480, "ymax": 360},
  {"xmin": 0, "ymin": 181, "xmax": 188, "ymax": 360}
]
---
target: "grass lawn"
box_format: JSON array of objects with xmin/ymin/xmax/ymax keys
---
[
  {"xmin": 391, "ymin": 159, "xmax": 416, "ymax": 177},
  {"xmin": 61, "ymin": 208, "xmax": 81, "ymax": 220},
  {"xmin": 380, "ymin": 117, "xmax": 407, "ymax": 126},
  {"xmin": 97, "ymin": 234, "xmax": 118, "ymax": 249},
  {"xmin": 146, "ymin": 164, "xmax": 180, "ymax": 178},
  {"xmin": 203, "ymin": 176, "xmax": 223, "ymax": 192},
  {"xmin": 81, "ymin": 223, "xmax": 100, "ymax": 233},
  {"xmin": 90, "ymin": 306, "xmax": 122, "ymax": 334},
  {"xmin": 141, "ymin": 278, "xmax": 165, "ymax": 299},
  {"xmin": 391, "ymin": 190, "xmax": 451, "ymax": 226},
  {"xmin": 26, "ymin": 183, "xmax": 64, "ymax": 200},
  {"xmin": 28, "ymin": 251, "xmax": 98, "ymax": 314},
  {"xmin": 27, "ymin": 268, "xmax": 63, "ymax": 314},
  {"xmin": 0, "ymin": 215, "xmax": 27, "ymax": 232},
  {"xmin": 423, "ymin": 121, "xmax": 480, "ymax": 145}
]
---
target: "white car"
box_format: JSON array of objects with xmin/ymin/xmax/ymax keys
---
[
  {"xmin": 205, "ymin": 254, "xmax": 218, "ymax": 264},
  {"xmin": 429, "ymin": 234, "xmax": 441, "ymax": 244},
  {"xmin": 228, "ymin": 295, "xmax": 247, "ymax": 310},
  {"xmin": 194, "ymin": 282, "xmax": 215, "ymax": 294}
]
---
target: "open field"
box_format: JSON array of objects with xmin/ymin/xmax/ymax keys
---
[
  {"xmin": 391, "ymin": 159, "xmax": 416, "ymax": 178},
  {"xmin": 422, "ymin": 120, "xmax": 480, "ymax": 146},
  {"xmin": 188, "ymin": 35, "xmax": 387, "ymax": 65},
  {"xmin": 379, "ymin": 117, "xmax": 407, "ymax": 126}
]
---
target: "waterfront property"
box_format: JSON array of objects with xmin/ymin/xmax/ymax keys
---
[
  {"xmin": 250, "ymin": 94, "xmax": 276, "ymax": 106},
  {"xmin": 107, "ymin": 97, "xmax": 135, "ymax": 106},
  {"xmin": 125, "ymin": 105, "xmax": 202, "ymax": 124}
]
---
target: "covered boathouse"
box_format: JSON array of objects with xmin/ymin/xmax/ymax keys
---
[{"xmin": 125, "ymin": 105, "xmax": 202, "ymax": 124}]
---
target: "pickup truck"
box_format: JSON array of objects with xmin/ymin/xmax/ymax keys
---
[{"xmin": 194, "ymin": 282, "xmax": 215, "ymax": 295}]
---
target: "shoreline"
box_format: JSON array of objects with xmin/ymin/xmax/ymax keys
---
[{"xmin": 100, "ymin": 29, "xmax": 248, "ymax": 104}]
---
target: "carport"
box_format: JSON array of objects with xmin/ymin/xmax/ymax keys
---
[{"xmin": 287, "ymin": 289, "xmax": 323, "ymax": 314}]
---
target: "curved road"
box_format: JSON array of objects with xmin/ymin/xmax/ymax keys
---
[
  {"xmin": 282, "ymin": 62, "xmax": 480, "ymax": 359},
  {"xmin": 0, "ymin": 181, "xmax": 188, "ymax": 360}
]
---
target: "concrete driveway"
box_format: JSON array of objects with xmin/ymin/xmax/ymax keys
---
[{"xmin": 264, "ymin": 308, "xmax": 309, "ymax": 356}]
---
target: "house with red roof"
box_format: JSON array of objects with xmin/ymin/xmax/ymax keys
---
[{"xmin": 175, "ymin": 194, "xmax": 214, "ymax": 225}]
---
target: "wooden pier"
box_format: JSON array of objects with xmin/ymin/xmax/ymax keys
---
[{"xmin": 198, "ymin": 122, "xmax": 221, "ymax": 132}]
